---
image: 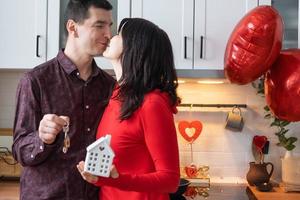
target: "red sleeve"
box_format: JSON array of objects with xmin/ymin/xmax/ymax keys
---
[{"xmin": 95, "ymin": 97, "xmax": 180, "ymax": 193}]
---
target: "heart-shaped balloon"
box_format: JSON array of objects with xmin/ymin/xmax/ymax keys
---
[
  {"xmin": 253, "ymin": 135, "xmax": 267, "ymax": 151},
  {"xmin": 178, "ymin": 121, "xmax": 203, "ymax": 143},
  {"xmin": 265, "ymin": 49, "xmax": 300, "ymax": 121},
  {"xmin": 224, "ymin": 6, "xmax": 283, "ymax": 84}
]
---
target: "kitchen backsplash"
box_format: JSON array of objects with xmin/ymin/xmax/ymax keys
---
[{"xmin": 1, "ymin": 70, "xmax": 300, "ymax": 183}]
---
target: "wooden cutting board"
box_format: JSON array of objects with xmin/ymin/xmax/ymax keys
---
[{"xmin": 247, "ymin": 186, "xmax": 300, "ymax": 200}]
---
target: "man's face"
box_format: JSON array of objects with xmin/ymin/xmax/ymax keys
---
[{"xmin": 75, "ymin": 7, "xmax": 113, "ymax": 56}]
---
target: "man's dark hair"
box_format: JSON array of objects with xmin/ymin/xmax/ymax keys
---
[
  {"xmin": 116, "ymin": 18, "xmax": 180, "ymax": 120},
  {"xmin": 64, "ymin": 0, "xmax": 112, "ymax": 34}
]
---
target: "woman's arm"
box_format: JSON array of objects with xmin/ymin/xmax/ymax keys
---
[{"xmin": 94, "ymin": 96, "xmax": 180, "ymax": 193}]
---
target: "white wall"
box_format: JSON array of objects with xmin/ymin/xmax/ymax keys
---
[
  {"xmin": 1, "ymin": 71, "xmax": 300, "ymax": 183},
  {"xmin": 176, "ymin": 81, "xmax": 300, "ymax": 183}
]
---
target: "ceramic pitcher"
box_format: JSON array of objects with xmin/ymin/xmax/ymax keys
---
[{"xmin": 246, "ymin": 162, "xmax": 274, "ymax": 186}]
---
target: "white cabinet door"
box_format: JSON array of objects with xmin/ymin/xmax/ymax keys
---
[
  {"xmin": 131, "ymin": 0, "xmax": 193, "ymax": 69},
  {"xmin": 194, "ymin": 0, "xmax": 258, "ymax": 70},
  {"xmin": 0, "ymin": 0, "xmax": 47, "ymax": 68},
  {"xmin": 131, "ymin": 0, "xmax": 258, "ymax": 70}
]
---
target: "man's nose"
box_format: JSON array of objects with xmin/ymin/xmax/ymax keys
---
[{"xmin": 104, "ymin": 28, "xmax": 112, "ymax": 40}]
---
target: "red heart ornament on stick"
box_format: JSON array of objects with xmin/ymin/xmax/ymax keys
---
[
  {"xmin": 178, "ymin": 121, "xmax": 203, "ymax": 143},
  {"xmin": 184, "ymin": 164, "xmax": 199, "ymax": 178},
  {"xmin": 253, "ymin": 135, "xmax": 267, "ymax": 151}
]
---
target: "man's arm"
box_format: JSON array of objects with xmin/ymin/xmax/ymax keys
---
[{"xmin": 12, "ymin": 74, "xmax": 61, "ymax": 166}]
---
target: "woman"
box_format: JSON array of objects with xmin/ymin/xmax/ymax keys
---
[{"xmin": 77, "ymin": 18, "xmax": 180, "ymax": 200}]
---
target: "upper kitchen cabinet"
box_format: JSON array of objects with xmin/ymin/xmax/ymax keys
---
[
  {"xmin": 0, "ymin": 0, "xmax": 47, "ymax": 68},
  {"xmin": 271, "ymin": 0, "xmax": 300, "ymax": 49},
  {"xmin": 0, "ymin": 0, "xmax": 129, "ymax": 69},
  {"xmin": 131, "ymin": 0, "xmax": 258, "ymax": 70}
]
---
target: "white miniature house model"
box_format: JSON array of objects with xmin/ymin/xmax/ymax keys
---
[{"xmin": 84, "ymin": 134, "xmax": 115, "ymax": 177}]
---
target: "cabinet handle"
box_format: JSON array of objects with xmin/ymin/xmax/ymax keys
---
[
  {"xmin": 36, "ymin": 35, "xmax": 41, "ymax": 58},
  {"xmin": 184, "ymin": 36, "xmax": 187, "ymax": 59},
  {"xmin": 200, "ymin": 36, "xmax": 204, "ymax": 59}
]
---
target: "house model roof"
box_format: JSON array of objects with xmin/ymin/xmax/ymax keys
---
[{"xmin": 86, "ymin": 134, "xmax": 114, "ymax": 156}]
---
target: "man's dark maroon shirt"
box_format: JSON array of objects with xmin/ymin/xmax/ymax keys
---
[{"xmin": 12, "ymin": 50, "xmax": 115, "ymax": 200}]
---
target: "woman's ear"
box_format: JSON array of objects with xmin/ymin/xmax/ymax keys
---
[{"xmin": 66, "ymin": 19, "xmax": 78, "ymax": 37}]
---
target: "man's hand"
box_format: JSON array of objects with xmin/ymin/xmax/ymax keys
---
[
  {"xmin": 77, "ymin": 161, "xmax": 119, "ymax": 184},
  {"xmin": 38, "ymin": 114, "xmax": 69, "ymax": 144}
]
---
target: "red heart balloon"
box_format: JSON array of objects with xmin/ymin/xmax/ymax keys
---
[
  {"xmin": 224, "ymin": 6, "xmax": 283, "ymax": 84},
  {"xmin": 253, "ymin": 135, "xmax": 267, "ymax": 151},
  {"xmin": 265, "ymin": 49, "xmax": 300, "ymax": 121},
  {"xmin": 178, "ymin": 121, "xmax": 203, "ymax": 143}
]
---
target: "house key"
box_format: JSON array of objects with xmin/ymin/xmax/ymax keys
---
[{"xmin": 62, "ymin": 122, "xmax": 70, "ymax": 153}]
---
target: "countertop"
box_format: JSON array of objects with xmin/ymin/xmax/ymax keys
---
[
  {"xmin": 247, "ymin": 185, "xmax": 300, "ymax": 200},
  {"xmin": 174, "ymin": 183, "xmax": 250, "ymax": 200},
  {"xmin": 2, "ymin": 180, "xmax": 300, "ymax": 200},
  {"xmin": 0, "ymin": 180, "xmax": 19, "ymax": 200}
]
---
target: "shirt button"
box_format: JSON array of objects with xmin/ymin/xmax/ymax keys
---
[
  {"xmin": 39, "ymin": 145, "xmax": 43, "ymax": 150},
  {"xmin": 85, "ymin": 105, "xmax": 89, "ymax": 109},
  {"xmin": 87, "ymin": 128, "xmax": 91, "ymax": 132},
  {"xmin": 84, "ymin": 83, "xmax": 88, "ymax": 87},
  {"xmin": 76, "ymin": 72, "xmax": 80, "ymax": 76},
  {"xmin": 30, "ymin": 154, "xmax": 34, "ymax": 158}
]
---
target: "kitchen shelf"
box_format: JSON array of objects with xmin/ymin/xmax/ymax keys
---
[
  {"xmin": 178, "ymin": 104, "xmax": 247, "ymax": 108},
  {"xmin": 0, "ymin": 128, "xmax": 13, "ymax": 136}
]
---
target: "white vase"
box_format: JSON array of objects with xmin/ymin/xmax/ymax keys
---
[{"xmin": 282, "ymin": 151, "xmax": 300, "ymax": 185}]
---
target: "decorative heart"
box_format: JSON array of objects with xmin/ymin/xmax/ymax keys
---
[
  {"xmin": 184, "ymin": 164, "xmax": 198, "ymax": 178},
  {"xmin": 253, "ymin": 135, "xmax": 267, "ymax": 151},
  {"xmin": 178, "ymin": 121, "xmax": 203, "ymax": 143},
  {"xmin": 185, "ymin": 186, "xmax": 198, "ymax": 198},
  {"xmin": 185, "ymin": 127, "xmax": 196, "ymax": 137},
  {"xmin": 99, "ymin": 146, "xmax": 105, "ymax": 151}
]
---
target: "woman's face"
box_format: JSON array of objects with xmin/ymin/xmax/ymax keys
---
[
  {"xmin": 103, "ymin": 32, "xmax": 123, "ymax": 81},
  {"xmin": 103, "ymin": 33, "xmax": 123, "ymax": 60}
]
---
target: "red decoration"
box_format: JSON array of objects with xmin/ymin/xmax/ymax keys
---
[
  {"xmin": 224, "ymin": 6, "xmax": 283, "ymax": 84},
  {"xmin": 253, "ymin": 135, "xmax": 267, "ymax": 151},
  {"xmin": 265, "ymin": 49, "xmax": 300, "ymax": 121},
  {"xmin": 184, "ymin": 164, "xmax": 198, "ymax": 178},
  {"xmin": 184, "ymin": 186, "xmax": 198, "ymax": 198},
  {"xmin": 178, "ymin": 121, "xmax": 203, "ymax": 143}
]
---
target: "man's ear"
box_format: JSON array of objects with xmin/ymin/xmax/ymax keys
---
[{"xmin": 66, "ymin": 19, "xmax": 78, "ymax": 37}]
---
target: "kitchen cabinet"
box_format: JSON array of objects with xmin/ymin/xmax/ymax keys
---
[
  {"xmin": 0, "ymin": 0, "xmax": 130, "ymax": 69},
  {"xmin": 0, "ymin": 0, "xmax": 47, "ymax": 69},
  {"xmin": 131, "ymin": 0, "xmax": 258, "ymax": 70},
  {"xmin": 269, "ymin": 0, "xmax": 300, "ymax": 49}
]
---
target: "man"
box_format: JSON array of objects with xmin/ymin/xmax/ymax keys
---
[{"xmin": 12, "ymin": 0, "xmax": 115, "ymax": 199}]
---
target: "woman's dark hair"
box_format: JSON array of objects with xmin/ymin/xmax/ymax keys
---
[
  {"xmin": 116, "ymin": 18, "xmax": 180, "ymax": 120},
  {"xmin": 64, "ymin": 0, "xmax": 112, "ymax": 34}
]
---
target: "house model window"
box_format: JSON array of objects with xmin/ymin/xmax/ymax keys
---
[{"xmin": 84, "ymin": 134, "xmax": 115, "ymax": 177}]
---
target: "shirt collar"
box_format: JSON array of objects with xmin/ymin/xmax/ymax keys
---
[{"xmin": 57, "ymin": 49, "xmax": 101, "ymax": 77}]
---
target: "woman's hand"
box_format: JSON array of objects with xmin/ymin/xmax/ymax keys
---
[
  {"xmin": 77, "ymin": 161, "xmax": 119, "ymax": 184},
  {"xmin": 77, "ymin": 161, "xmax": 99, "ymax": 184}
]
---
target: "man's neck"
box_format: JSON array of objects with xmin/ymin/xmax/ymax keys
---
[{"xmin": 64, "ymin": 44, "xmax": 93, "ymax": 81}]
